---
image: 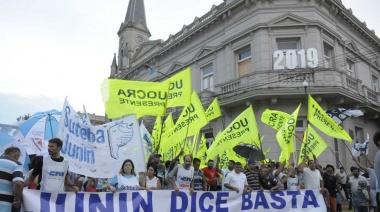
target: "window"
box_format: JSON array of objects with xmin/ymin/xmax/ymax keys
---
[
  {"xmin": 347, "ymin": 59, "xmax": 355, "ymax": 77},
  {"xmin": 373, "ymin": 75, "xmax": 379, "ymax": 92},
  {"xmin": 201, "ymin": 64, "xmax": 214, "ymax": 91},
  {"xmin": 323, "ymin": 43, "xmax": 333, "ymax": 68},
  {"xmin": 237, "ymin": 48, "xmax": 251, "ymax": 76},
  {"xmin": 276, "ymin": 38, "xmax": 301, "ymax": 68}
]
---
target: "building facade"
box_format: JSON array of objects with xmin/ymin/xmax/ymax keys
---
[{"xmin": 110, "ymin": 0, "xmax": 380, "ymax": 169}]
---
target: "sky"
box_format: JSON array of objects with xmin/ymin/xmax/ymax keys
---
[{"xmin": 0, "ymin": 0, "xmax": 379, "ymax": 124}]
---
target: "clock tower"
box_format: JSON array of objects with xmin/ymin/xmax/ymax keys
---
[{"xmin": 112, "ymin": 0, "xmax": 151, "ymax": 77}]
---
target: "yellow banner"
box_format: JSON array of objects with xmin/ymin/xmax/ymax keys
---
[
  {"xmin": 205, "ymin": 98, "xmax": 222, "ymax": 121},
  {"xmin": 165, "ymin": 67, "xmax": 192, "ymax": 108},
  {"xmin": 196, "ymin": 134, "xmax": 207, "ymax": 160},
  {"xmin": 276, "ymin": 104, "xmax": 301, "ymax": 154},
  {"xmin": 162, "ymin": 113, "xmax": 174, "ymax": 134},
  {"xmin": 261, "ymin": 109, "xmax": 290, "ymax": 130},
  {"xmin": 219, "ymin": 149, "xmax": 246, "ymax": 169},
  {"xmin": 298, "ymin": 124, "xmax": 328, "ymax": 165},
  {"xmin": 160, "ymin": 91, "xmax": 208, "ymax": 152},
  {"xmin": 308, "ymin": 95, "xmax": 352, "ymax": 142},
  {"xmin": 263, "ymin": 148, "xmax": 271, "ymax": 156},
  {"xmin": 101, "ymin": 79, "xmax": 169, "ymax": 118},
  {"xmin": 206, "ymin": 106, "xmax": 259, "ymax": 159},
  {"xmin": 152, "ymin": 116, "xmax": 162, "ymax": 148}
]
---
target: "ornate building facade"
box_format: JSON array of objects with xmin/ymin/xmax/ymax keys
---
[{"xmin": 110, "ymin": 0, "xmax": 380, "ymax": 169}]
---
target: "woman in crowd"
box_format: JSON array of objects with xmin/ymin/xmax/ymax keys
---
[
  {"xmin": 107, "ymin": 159, "xmax": 145, "ymax": 192},
  {"xmin": 145, "ymin": 164, "xmax": 162, "ymax": 191}
]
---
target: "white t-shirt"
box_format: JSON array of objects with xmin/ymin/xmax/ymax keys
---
[
  {"xmin": 175, "ymin": 165, "xmax": 194, "ymax": 189},
  {"xmin": 302, "ymin": 167, "xmax": 322, "ymax": 189},
  {"xmin": 146, "ymin": 176, "xmax": 159, "ymax": 188},
  {"xmin": 348, "ymin": 175, "xmax": 368, "ymax": 193},
  {"xmin": 273, "ymin": 170, "xmax": 286, "ymax": 190},
  {"xmin": 336, "ymin": 171, "xmax": 347, "ymax": 184},
  {"xmin": 221, "ymin": 168, "xmax": 233, "ymax": 191},
  {"xmin": 40, "ymin": 157, "xmax": 69, "ymax": 192},
  {"xmin": 287, "ymin": 175, "xmax": 299, "ymax": 190},
  {"xmin": 225, "ymin": 171, "xmax": 248, "ymax": 194}
]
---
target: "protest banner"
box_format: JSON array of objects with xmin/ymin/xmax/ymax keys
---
[
  {"xmin": 307, "ymin": 95, "xmax": 352, "ymax": 142},
  {"xmin": 23, "ymin": 189, "xmax": 326, "ymax": 212},
  {"xmin": 207, "ymin": 106, "xmax": 259, "ymax": 160},
  {"xmin": 101, "ymin": 79, "xmax": 170, "ymax": 119},
  {"xmin": 165, "ymin": 67, "xmax": 192, "ymax": 107},
  {"xmin": 205, "ymin": 97, "xmax": 222, "ymax": 121},
  {"xmin": 261, "ymin": 109, "xmax": 290, "ymax": 131},
  {"xmin": 298, "ymin": 124, "xmax": 328, "ymax": 165},
  {"xmin": 57, "ymin": 100, "xmax": 146, "ymax": 178}
]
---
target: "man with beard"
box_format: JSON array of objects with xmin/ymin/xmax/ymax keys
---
[
  {"xmin": 202, "ymin": 158, "xmax": 222, "ymax": 191},
  {"xmin": 221, "ymin": 160, "xmax": 235, "ymax": 191},
  {"xmin": 167, "ymin": 154, "xmax": 194, "ymax": 195},
  {"xmin": 348, "ymin": 166, "xmax": 369, "ymax": 212},
  {"xmin": 24, "ymin": 138, "xmax": 78, "ymax": 192}
]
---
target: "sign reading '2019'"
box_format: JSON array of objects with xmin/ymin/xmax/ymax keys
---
[{"xmin": 273, "ymin": 48, "xmax": 319, "ymax": 70}]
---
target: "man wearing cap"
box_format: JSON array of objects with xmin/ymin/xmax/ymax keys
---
[
  {"xmin": 243, "ymin": 159, "xmax": 261, "ymax": 190},
  {"xmin": 147, "ymin": 145, "xmax": 165, "ymax": 185}
]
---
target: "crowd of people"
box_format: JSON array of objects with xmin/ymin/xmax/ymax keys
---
[{"xmin": 1, "ymin": 132, "xmax": 380, "ymax": 212}]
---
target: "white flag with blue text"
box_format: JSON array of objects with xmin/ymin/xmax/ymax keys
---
[{"xmin": 57, "ymin": 100, "xmax": 146, "ymax": 178}]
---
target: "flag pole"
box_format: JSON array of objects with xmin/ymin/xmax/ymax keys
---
[{"xmin": 303, "ymin": 79, "xmax": 309, "ymax": 160}]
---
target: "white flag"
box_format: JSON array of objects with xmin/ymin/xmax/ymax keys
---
[{"xmin": 352, "ymin": 133, "xmax": 370, "ymax": 157}]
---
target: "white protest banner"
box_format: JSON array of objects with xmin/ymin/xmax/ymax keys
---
[
  {"xmin": 57, "ymin": 100, "xmax": 146, "ymax": 178},
  {"xmin": 23, "ymin": 189, "xmax": 326, "ymax": 212}
]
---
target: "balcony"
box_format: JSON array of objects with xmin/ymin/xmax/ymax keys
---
[{"xmin": 214, "ymin": 68, "xmax": 378, "ymax": 107}]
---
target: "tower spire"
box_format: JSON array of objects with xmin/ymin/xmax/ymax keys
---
[{"xmin": 124, "ymin": 0, "xmax": 149, "ymax": 32}]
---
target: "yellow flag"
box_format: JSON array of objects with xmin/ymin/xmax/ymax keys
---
[
  {"xmin": 298, "ymin": 124, "xmax": 328, "ymax": 165},
  {"xmin": 308, "ymin": 95, "xmax": 352, "ymax": 142},
  {"xmin": 228, "ymin": 148, "xmax": 246, "ymax": 167},
  {"xmin": 162, "ymin": 113, "xmax": 174, "ymax": 135},
  {"xmin": 278, "ymin": 148, "xmax": 289, "ymax": 164},
  {"xmin": 263, "ymin": 148, "xmax": 271, "ymax": 156},
  {"xmin": 205, "ymin": 98, "xmax": 222, "ymax": 121},
  {"xmin": 151, "ymin": 116, "xmax": 162, "ymax": 148},
  {"xmin": 101, "ymin": 79, "xmax": 169, "ymax": 118},
  {"xmin": 165, "ymin": 67, "xmax": 192, "ymax": 108},
  {"xmin": 206, "ymin": 106, "xmax": 259, "ymax": 159},
  {"xmin": 160, "ymin": 91, "xmax": 208, "ymax": 153},
  {"xmin": 276, "ymin": 104, "xmax": 301, "ymax": 154},
  {"xmin": 196, "ymin": 134, "xmax": 207, "ymax": 159},
  {"xmin": 261, "ymin": 109, "xmax": 290, "ymax": 130}
]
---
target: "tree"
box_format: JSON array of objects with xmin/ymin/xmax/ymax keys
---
[{"xmin": 16, "ymin": 113, "xmax": 30, "ymax": 122}]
